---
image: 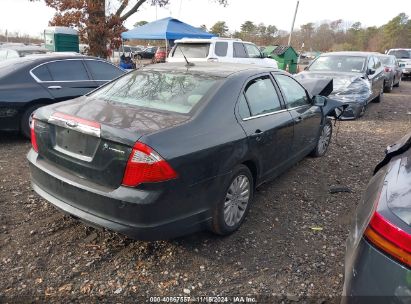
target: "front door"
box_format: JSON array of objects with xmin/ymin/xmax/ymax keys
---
[
  {"xmin": 237, "ymin": 74, "xmax": 294, "ymax": 180},
  {"xmin": 273, "ymin": 73, "xmax": 322, "ymax": 158}
]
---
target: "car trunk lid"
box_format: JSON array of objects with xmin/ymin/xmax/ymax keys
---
[{"xmin": 33, "ymin": 96, "xmax": 189, "ymax": 188}]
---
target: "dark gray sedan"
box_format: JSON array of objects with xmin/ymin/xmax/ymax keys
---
[
  {"xmin": 297, "ymin": 52, "xmax": 385, "ymax": 119},
  {"xmin": 343, "ymin": 133, "xmax": 411, "ymax": 303},
  {"xmin": 377, "ymin": 54, "xmax": 402, "ymax": 93},
  {"xmin": 28, "ymin": 63, "xmax": 344, "ymax": 240}
]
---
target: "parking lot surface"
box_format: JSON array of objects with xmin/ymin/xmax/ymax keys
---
[{"xmin": 1, "ymin": 81, "xmax": 410, "ymax": 301}]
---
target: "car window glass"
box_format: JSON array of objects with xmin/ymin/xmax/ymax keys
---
[
  {"xmin": 238, "ymin": 93, "xmax": 251, "ymax": 119},
  {"xmin": 309, "ymin": 55, "xmax": 365, "ymax": 73},
  {"xmin": 84, "ymin": 60, "xmax": 123, "ymax": 80},
  {"xmin": 244, "ymin": 44, "xmax": 261, "ymax": 58},
  {"xmin": 233, "ymin": 43, "xmax": 247, "ymax": 58},
  {"xmin": 367, "ymin": 57, "xmax": 375, "ymax": 70},
  {"xmin": 46, "ymin": 60, "xmax": 90, "ymax": 81},
  {"xmin": 214, "ymin": 42, "xmax": 228, "ymax": 57},
  {"xmin": 0, "ymin": 49, "xmax": 7, "ymax": 60},
  {"xmin": 172, "ymin": 43, "xmax": 210, "ymax": 58},
  {"xmin": 32, "ymin": 64, "xmax": 53, "ymax": 81},
  {"xmin": 244, "ymin": 76, "xmax": 281, "ymax": 116},
  {"xmin": 373, "ymin": 57, "xmax": 381, "ymax": 69},
  {"xmin": 7, "ymin": 50, "xmax": 19, "ymax": 59},
  {"xmin": 275, "ymin": 74, "xmax": 309, "ymax": 108}
]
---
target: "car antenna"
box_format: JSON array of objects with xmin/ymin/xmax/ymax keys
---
[{"xmin": 178, "ymin": 46, "xmax": 195, "ymax": 67}]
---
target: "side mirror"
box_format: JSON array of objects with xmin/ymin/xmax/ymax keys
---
[
  {"xmin": 313, "ymin": 95, "xmax": 327, "ymax": 107},
  {"xmin": 368, "ymin": 68, "xmax": 376, "ymax": 76}
]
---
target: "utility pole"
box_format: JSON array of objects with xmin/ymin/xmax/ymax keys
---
[{"xmin": 288, "ymin": 0, "xmax": 299, "ymax": 46}]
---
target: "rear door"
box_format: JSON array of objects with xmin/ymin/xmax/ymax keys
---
[
  {"xmin": 237, "ymin": 74, "xmax": 294, "ymax": 180},
  {"xmin": 34, "ymin": 59, "xmax": 98, "ymax": 102},
  {"xmin": 273, "ymin": 73, "xmax": 322, "ymax": 158},
  {"xmin": 83, "ymin": 59, "xmax": 124, "ymax": 87}
]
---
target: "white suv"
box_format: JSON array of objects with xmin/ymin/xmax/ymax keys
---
[
  {"xmin": 167, "ymin": 37, "xmax": 278, "ymax": 68},
  {"xmin": 387, "ymin": 48, "xmax": 411, "ymax": 78}
]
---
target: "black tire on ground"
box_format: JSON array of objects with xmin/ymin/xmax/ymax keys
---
[
  {"xmin": 384, "ymin": 79, "xmax": 393, "ymax": 93},
  {"xmin": 310, "ymin": 118, "xmax": 333, "ymax": 157},
  {"xmin": 373, "ymin": 85, "xmax": 384, "ymax": 103},
  {"xmin": 20, "ymin": 104, "xmax": 45, "ymax": 139},
  {"xmin": 211, "ymin": 164, "xmax": 254, "ymax": 236},
  {"xmin": 393, "ymin": 77, "xmax": 401, "ymax": 87}
]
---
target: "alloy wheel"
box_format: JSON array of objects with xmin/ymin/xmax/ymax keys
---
[
  {"xmin": 223, "ymin": 175, "xmax": 250, "ymax": 227},
  {"xmin": 317, "ymin": 123, "xmax": 332, "ymax": 155}
]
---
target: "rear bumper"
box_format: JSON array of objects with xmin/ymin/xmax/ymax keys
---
[
  {"xmin": 342, "ymin": 238, "xmax": 411, "ymax": 303},
  {"xmin": 28, "ymin": 149, "xmax": 217, "ymax": 240}
]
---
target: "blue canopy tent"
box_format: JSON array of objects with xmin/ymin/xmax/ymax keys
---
[{"xmin": 121, "ymin": 17, "xmax": 215, "ymax": 40}]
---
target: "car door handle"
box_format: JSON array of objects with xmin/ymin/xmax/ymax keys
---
[
  {"xmin": 48, "ymin": 86, "xmax": 62, "ymax": 90},
  {"xmin": 253, "ymin": 129, "xmax": 264, "ymax": 142}
]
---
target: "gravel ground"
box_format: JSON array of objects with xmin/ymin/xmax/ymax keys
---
[{"xmin": 1, "ymin": 80, "xmax": 410, "ymax": 303}]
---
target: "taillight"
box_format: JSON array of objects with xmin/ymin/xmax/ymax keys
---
[
  {"xmin": 384, "ymin": 67, "xmax": 392, "ymax": 72},
  {"xmin": 31, "ymin": 118, "xmax": 39, "ymax": 152},
  {"xmin": 122, "ymin": 142, "xmax": 178, "ymax": 187},
  {"xmin": 364, "ymin": 211, "xmax": 411, "ymax": 268}
]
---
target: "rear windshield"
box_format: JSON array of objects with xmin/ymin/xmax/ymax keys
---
[
  {"xmin": 308, "ymin": 55, "xmax": 366, "ymax": 73},
  {"xmin": 388, "ymin": 49, "xmax": 411, "ymax": 59},
  {"xmin": 378, "ymin": 56, "xmax": 393, "ymax": 65},
  {"xmin": 172, "ymin": 43, "xmax": 210, "ymax": 58},
  {"xmin": 89, "ymin": 70, "xmax": 220, "ymax": 114}
]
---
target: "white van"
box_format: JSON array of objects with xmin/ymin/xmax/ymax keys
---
[
  {"xmin": 387, "ymin": 48, "xmax": 411, "ymax": 78},
  {"xmin": 168, "ymin": 37, "xmax": 278, "ymax": 68}
]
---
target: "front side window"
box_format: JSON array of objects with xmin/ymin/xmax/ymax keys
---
[
  {"xmin": 244, "ymin": 44, "xmax": 261, "ymax": 58},
  {"xmin": 233, "ymin": 43, "xmax": 247, "ymax": 58},
  {"xmin": 172, "ymin": 43, "xmax": 210, "ymax": 58},
  {"xmin": 46, "ymin": 60, "xmax": 90, "ymax": 81},
  {"xmin": 214, "ymin": 42, "xmax": 228, "ymax": 57},
  {"xmin": 309, "ymin": 55, "xmax": 366, "ymax": 73},
  {"xmin": 244, "ymin": 76, "xmax": 281, "ymax": 116},
  {"xmin": 84, "ymin": 60, "xmax": 123, "ymax": 80},
  {"xmin": 367, "ymin": 57, "xmax": 375, "ymax": 70},
  {"xmin": 89, "ymin": 71, "xmax": 220, "ymax": 114},
  {"xmin": 373, "ymin": 56, "xmax": 381, "ymax": 69},
  {"xmin": 275, "ymin": 74, "xmax": 309, "ymax": 108}
]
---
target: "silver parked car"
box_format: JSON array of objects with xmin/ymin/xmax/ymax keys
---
[{"xmin": 377, "ymin": 54, "xmax": 402, "ymax": 93}]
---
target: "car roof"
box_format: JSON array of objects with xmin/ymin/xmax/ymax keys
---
[
  {"xmin": 320, "ymin": 51, "xmax": 375, "ymax": 57},
  {"xmin": 175, "ymin": 37, "xmax": 243, "ymax": 44},
  {"xmin": 142, "ymin": 62, "xmax": 277, "ymax": 78}
]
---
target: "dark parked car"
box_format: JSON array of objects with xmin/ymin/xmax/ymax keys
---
[
  {"xmin": 296, "ymin": 52, "xmax": 385, "ymax": 119},
  {"xmin": 135, "ymin": 47, "xmax": 158, "ymax": 60},
  {"xmin": 28, "ymin": 63, "xmax": 345, "ymax": 240},
  {"xmin": 343, "ymin": 132, "xmax": 411, "ymax": 303},
  {"xmin": 377, "ymin": 54, "xmax": 402, "ymax": 92},
  {"xmin": 0, "ymin": 45, "xmax": 50, "ymax": 61},
  {"xmin": 0, "ymin": 54, "xmax": 125, "ymax": 138}
]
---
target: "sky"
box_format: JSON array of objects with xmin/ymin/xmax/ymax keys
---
[{"xmin": 0, "ymin": 0, "xmax": 409, "ymax": 38}]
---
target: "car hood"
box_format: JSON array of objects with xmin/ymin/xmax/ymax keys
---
[{"xmin": 296, "ymin": 71, "xmax": 372, "ymax": 103}]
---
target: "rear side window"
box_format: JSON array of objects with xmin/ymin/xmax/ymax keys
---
[
  {"xmin": 244, "ymin": 76, "xmax": 281, "ymax": 116},
  {"xmin": 32, "ymin": 64, "xmax": 52, "ymax": 81},
  {"xmin": 238, "ymin": 94, "xmax": 251, "ymax": 119},
  {"xmin": 214, "ymin": 42, "xmax": 228, "ymax": 57},
  {"xmin": 275, "ymin": 74, "xmax": 309, "ymax": 108},
  {"xmin": 172, "ymin": 43, "xmax": 210, "ymax": 58},
  {"xmin": 84, "ymin": 60, "xmax": 123, "ymax": 80},
  {"xmin": 90, "ymin": 71, "xmax": 220, "ymax": 114},
  {"xmin": 46, "ymin": 60, "xmax": 90, "ymax": 81},
  {"xmin": 233, "ymin": 43, "xmax": 247, "ymax": 58}
]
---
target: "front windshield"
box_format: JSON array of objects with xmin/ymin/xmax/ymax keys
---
[
  {"xmin": 388, "ymin": 50, "xmax": 411, "ymax": 59},
  {"xmin": 308, "ymin": 55, "xmax": 366, "ymax": 73},
  {"xmin": 90, "ymin": 70, "xmax": 220, "ymax": 114}
]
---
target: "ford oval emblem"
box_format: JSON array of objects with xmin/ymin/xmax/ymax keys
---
[{"xmin": 66, "ymin": 120, "xmax": 78, "ymax": 128}]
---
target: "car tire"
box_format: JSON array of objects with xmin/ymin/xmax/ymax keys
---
[
  {"xmin": 384, "ymin": 79, "xmax": 393, "ymax": 93},
  {"xmin": 310, "ymin": 118, "xmax": 332, "ymax": 157},
  {"xmin": 20, "ymin": 104, "xmax": 45, "ymax": 139},
  {"xmin": 393, "ymin": 77, "xmax": 400, "ymax": 87},
  {"xmin": 373, "ymin": 85, "xmax": 384, "ymax": 103},
  {"xmin": 211, "ymin": 165, "xmax": 254, "ymax": 236}
]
